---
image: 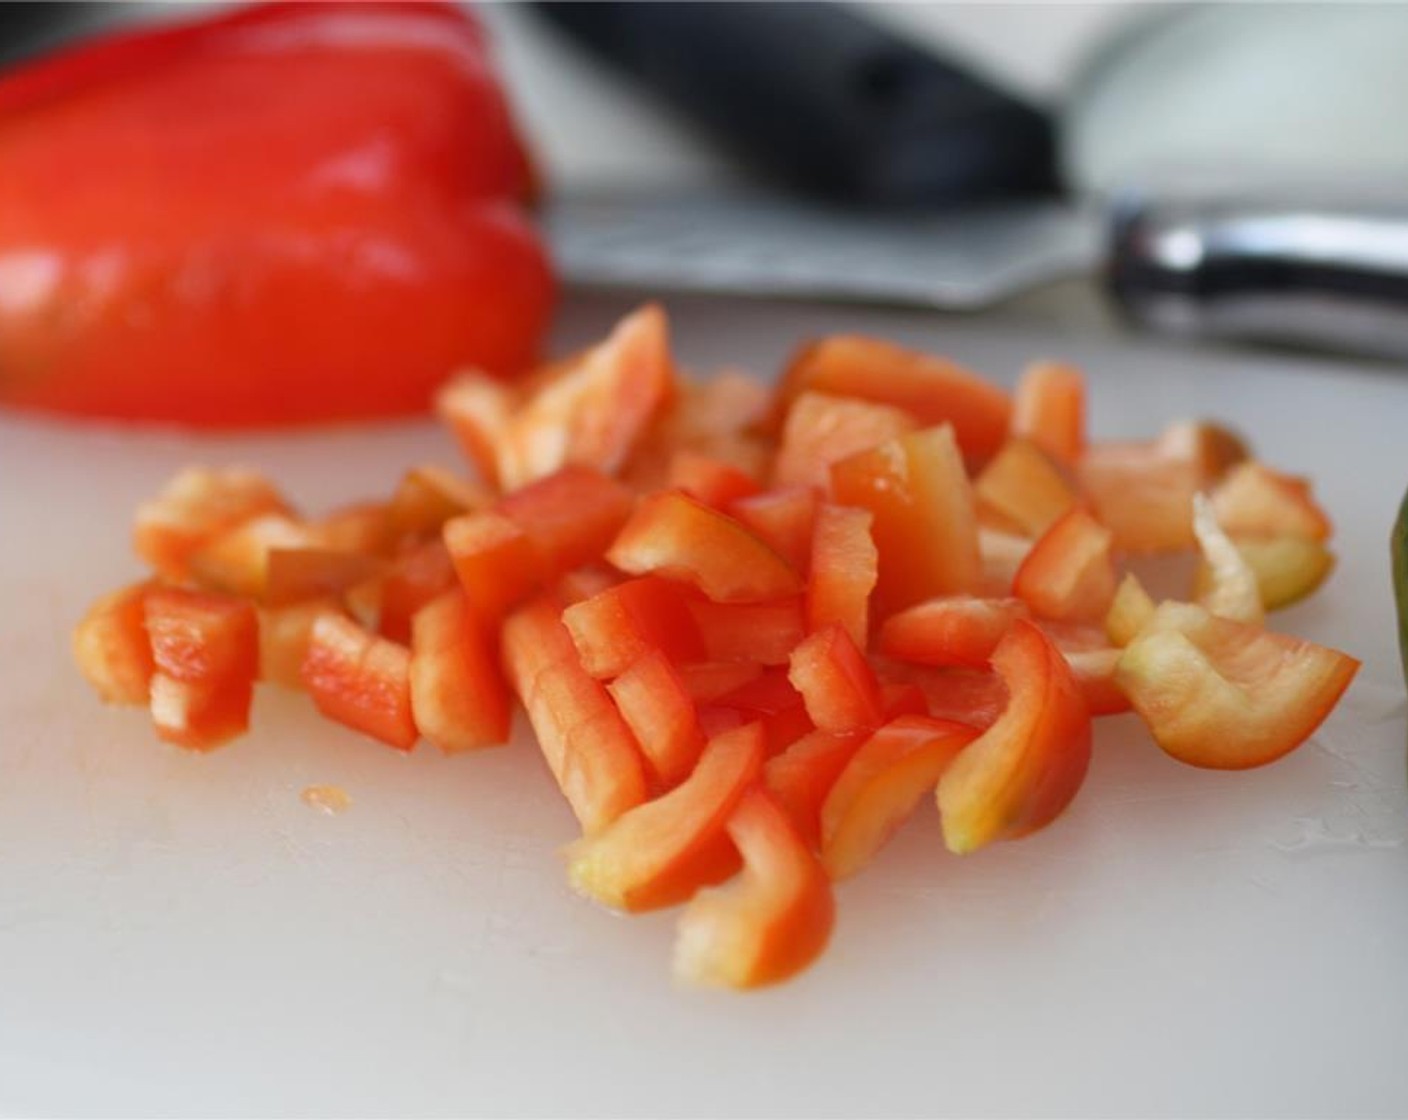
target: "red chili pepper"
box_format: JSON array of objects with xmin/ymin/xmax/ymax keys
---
[{"xmin": 0, "ymin": 1, "xmax": 553, "ymax": 427}]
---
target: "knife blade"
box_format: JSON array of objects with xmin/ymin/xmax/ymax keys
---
[{"xmin": 545, "ymin": 190, "xmax": 1101, "ymax": 311}]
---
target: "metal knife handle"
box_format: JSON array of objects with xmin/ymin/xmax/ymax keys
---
[
  {"xmin": 1108, "ymin": 197, "xmax": 1408, "ymax": 362},
  {"xmin": 530, "ymin": 1, "xmax": 1058, "ymax": 208}
]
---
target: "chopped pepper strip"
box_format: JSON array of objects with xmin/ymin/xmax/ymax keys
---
[
  {"xmin": 1012, "ymin": 507, "xmax": 1118, "ymax": 624},
  {"xmin": 763, "ymin": 728, "xmax": 868, "ymax": 849},
  {"xmin": 74, "ymin": 581, "xmax": 155, "ymax": 705},
  {"xmin": 1114, "ymin": 602, "xmax": 1359, "ymax": 770},
  {"xmin": 301, "ymin": 612, "xmax": 417, "ymax": 752},
  {"xmin": 878, "ymin": 596, "xmax": 1027, "ymax": 669},
  {"xmin": 773, "ymin": 335, "xmax": 1012, "ymax": 463},
  {"xmin": 772, "ymin": 391, "xmax": 916, "ymax": 491},
  {"xmin": 937, "ymin": 620, "xmax": 1092, "ymax": 853},
  {"xmin": 830, "ymin": 424, "xmax": 982, "ymax": 618},
  {"xmin": 145, "ymin": 586, "xmax": 259, "ymax": 750},
  {"xmin": 1012, "ymin": 360, "xmax": 1085, "ymax": 467},
  {"xmin": 607, "ymin": 649, "xmax": 707, "ymax": 789},
  {"xmin": 410, "ymin": 589, "xmax": 511, "ymax": 753},
  {"xmin": 607, "ymin": 490, "xmax": 802, "ymax": 604},
  {"xmin": 1190, "ymin": 493, "xmax": 1263, "ymax": 624},
  {"xmin": 672, "ymin": 786, "xmax": 835, "ymax": 990},
  {"xmin": 806, "ymin": 503, "xmax": 878, "ymax": 649},
  {"xmin": 501, "ymin": 594, "xmax": 648, "ymax": 834},
  {"xmin": 1193, "ymin": 535, "xmax": 1336, "ymax": 612},
  {"xmin": 973, "ymin": 439, "xmax": 1078, "ymax": 538},
  {"xmin": 821, "ymin": 716, "xmax": 978, "ymax": 879},
  {"xmin": 565, "ymin": 721, "xmax": 763, "ymax": 911}
]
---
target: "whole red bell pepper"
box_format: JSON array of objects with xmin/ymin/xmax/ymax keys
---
[{"xmin": 0, "ymin": 1, "xmax": 553, "ymax": 427}]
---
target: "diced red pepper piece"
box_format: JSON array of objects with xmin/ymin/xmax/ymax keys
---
[
  {"xmin": 676, "ymin": 369, "xmax": 771, "ymax": 440},
  {"xmin": 729, "ymin": 486, "xmax": 818, "ymax": 575},
  {"xmin": 385, "ymin": 464, "xmax": 492, "ymax": 542},
  {"xmin": 496, "ymin": 464, "xmax": 636, "ymax": 573},
  {"xmin": 636, "ymin": 379, "xmax": 773, "ymax": 488},
  {"xmin": 830, "ymin": 425, "xmax": 982, "ymax": 618},
  {"xmin": 702, "ymin": 667, "xmax": 815, "ymax": 755},
  {"xmin": 937, "ymin": 620, "xmax": 1092, "ymax": 853},
  {"xmin": 375, "ymin": 538, "xmax": 460, "ymax": 645},
  {"xmin": 1012, "ymin": 507, "xmax": 1118, "ymax": 624},
  {"xmin": 307, "ymin": 502, "xmax": 395, "ymax": 557},
  {"xmin": 145, "ymin": 586, "xmax": 259, "ymax": 750},
  {"xmin": 677, "ymin": 661, "xmax": 768, "ymax": 703},
  {"xmin": 607, "ymin": 490, "xmax": 802, "ymax": 603},
  {"xmin": 787, "ymin": 624, "xmax": 884, "ymax": 734},
  {"xmin": 444, "ymin": 509, "xmax": 543, "ymax": 626},
  {"xmin": 450, "ymin": 464, "xmax": 632, "ymax": 622},
  {"xmin": 73, "ymin": 581, "xmax": 155, "ymax": 705},
  {"xmin": 1193, "ymin": 535, "xmax": 1335, "ymax": 612},
  {"xmin": 1104, "ymin": 572, "xmax": 1156, "ymax": 647},
  {"xmin": 607, "ymin": 649, "xmax": 707, "ymax": 789},
  {"xmin": 1210, "ymin": 461, "xmax": 1332, "ymax": 542},
  {"xmin": 186, "ymin": 512, "xmax": 315, "ymax": 599},
  {"xmin": 977, "ymin": 527, "xmax": 1034, "ymax": 597},
  {"xmin": 553, "ymin": 564, "xmax": 622, "ymax": 605},
  {"xmin": 821, "ymin": 716, "xmax": 978, "ymax": 879},
  {"xmin": 1078, "ymin": 449, "xmax": 1197, "ymax": 553},
  {"xmin": 873, "ymin": 659, "xmax": 1010, "ymax": 728},
  {"xmin": 672, "ymin": 787, "xmax": 835, "ymax": 989},
  {"xmin": 565, "ymin": 722, "xmax": 764, "ymax": 911},
  {"xmin": 133, "ymin": 467, "xmax": 293, "ymax": 581},
  {"xmin": 1012, "ymin": 360, "xmax": 1085, "ymax": 467},
  {"xmin": 1190, "ymin": 493, "xmax": 1262, "ymax": 623},
  {"xmin": 668, "ymin": 451, "xmax": 763, "ymax": 508},
  {"xmin": 973, "ymin": 439, "xmax": 1078, "ymax": 538},
  {"xmin": 1065, "ymin": 647, "xmax": 1129, "ymax": 716},
  {"xmin": 1075, "ymin": 422, "xmax": 1243, "ymax": 554},
  {"xmin": 773, "ymin": 336, "xmax": 1012, "ymax": 463},
  {"xmin": 1039, "ymin": 621, "xmax": 1132, "ymax": 716},
  {"xmin": 880, "ymin": 682, "xmax": 930, "ymax": 719},
  {"xmin": 1114, "ymin": 602, "xmax": 1359, "ymax": 769},
  {"xmin": 763, "ymin": 728, "xmax": 867, "ymax": 849},
  {"xmin": 689, "ymin": 597, "xmax": 806, "ymax": 665},
  {"xmin": 347, "ymin": 568, "xmax": 384, "ymax": 631},
  {"xmin": 561, "ymin": 575, "xmax": 704, "ymax": 679},
  {"xmin": 1159, "ymin": 420, "xmax": 1251, "ymax": 482},
  {"xmin": 300, "ymin": 612, "xmax": 417, "ymax": 751},
  {"xmin": 258, "ymin": 597, "xmax": 342, "ymax": 690},
  {"xmin": 499, "ymin": 303, "xmax": 676, "ymax": 489},
  {"xmin": 409, "ymin": 589, "xmax": 510, "ymax": 754},
  {"xmin": 877, "ymin": 596, "xmax": 1027, "ymax": 669},
  {"xmin": 501, "ymin": 595, "xmax": 648, "ymax": 834},
  {"xmin": 772, "ymin": 391, "xmax": 916, "ymax": 490},
  {"xmin": 262, "ymin": 548, "xmax": 385, "ymax": 609},
  {"xmin": 806, "ymin": 503, "xmax": 877, "ymax": 649},
  {"xmin": 435, "ymin": 373, "xmax": 518, "ymax": 491}
]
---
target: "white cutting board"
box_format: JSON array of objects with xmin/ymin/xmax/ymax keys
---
[{"xmin": 2, "ymin": 294, "xmax": 1406, "ymax": 1118}]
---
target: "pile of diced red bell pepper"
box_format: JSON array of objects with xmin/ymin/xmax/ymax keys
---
[{"xmin": 74, "ymin": 304, "xmax": 1359, "ymax": 989}]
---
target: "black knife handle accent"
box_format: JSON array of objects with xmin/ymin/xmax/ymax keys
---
[
  {"xmin": 1108, "ymin": 195, "xmax": 1408, "ymax": 361},
  {"xmin": 531, "ymin": 1, "xmax": 1059, "ymax": 208}
]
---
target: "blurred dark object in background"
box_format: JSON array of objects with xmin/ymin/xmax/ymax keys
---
[
  {"xmin": 532, "ymin": 1, "xmax": 1059, "ymax": 208},
  {"xmin": 0, "ymin": 2, "xmax": 126, "ymax": 68}
]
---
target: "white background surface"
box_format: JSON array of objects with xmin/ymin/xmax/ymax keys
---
[
  {"xmin": 5, "ymin": 4, "xmax": 1408, "ymax": 1116},
  {"xmin": 2, "ymin": 292, "xmax": 1407, "ymax": 1117}
]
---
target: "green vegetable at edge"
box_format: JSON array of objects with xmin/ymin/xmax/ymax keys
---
[{"xmin": 1393, "ymin": 486, "xmax": 1408, "ymax": 688}]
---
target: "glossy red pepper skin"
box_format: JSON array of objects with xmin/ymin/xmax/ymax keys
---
[{"xmin": 0, "ymin": 2, "xmax": 553, "ymax": 427}]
